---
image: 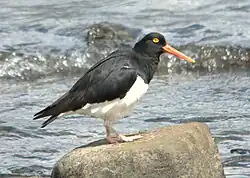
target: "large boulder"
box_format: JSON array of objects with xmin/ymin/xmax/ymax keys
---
[{"xmin": 51, "ymin": 122, "xmax": 225, "ymax": 178}]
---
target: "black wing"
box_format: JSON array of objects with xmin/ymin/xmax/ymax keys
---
[{"xmin": 33, "ymin": 50, "xmax": 138, "ymax": 128}]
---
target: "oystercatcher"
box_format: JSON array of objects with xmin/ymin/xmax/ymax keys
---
[{"xmin": 33, "ymin": 32, "xmax": 195, "ymax": 143}]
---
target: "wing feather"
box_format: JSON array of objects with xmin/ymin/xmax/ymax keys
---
[{"xmin": 33, "ymin": 50, "xmax": 138, "ymax": 127}]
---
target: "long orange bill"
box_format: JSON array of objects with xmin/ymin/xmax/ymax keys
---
[{"xmin": 162, "ymin": 44, "xmax": 195, "ymax": 63}]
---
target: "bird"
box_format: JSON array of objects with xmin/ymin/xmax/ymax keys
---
[{"xmin": 33, "ymin": 32, "xmax": 195, "ymax": 144}]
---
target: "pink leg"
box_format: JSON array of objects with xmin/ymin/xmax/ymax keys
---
[
  {"xmin": 104, "ymin": 121, "xmax": 119, "ymax": 144},
  {"xmin": 104, "ymin": 120, "xmax": 142, "ymax": 144}
]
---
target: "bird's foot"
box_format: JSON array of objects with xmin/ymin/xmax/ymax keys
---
[
  {"xmin": 104, "ymin": 122, "xmax": 143, "ymax": 143},
  {"xmin": 106, "ymin": 134, "xmax": 143, "ymax": 144},
  {"xmin": 106, "ymin": 136, "xmax": 120, "ymax": 144},
  {"xmin": 117, "ymin": 134, "xmax": 143, "ymax": 142}
]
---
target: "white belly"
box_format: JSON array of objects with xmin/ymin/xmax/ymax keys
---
[{"xmin": 72, "ymin": 76, "xmax": 148, "ymax": 121}]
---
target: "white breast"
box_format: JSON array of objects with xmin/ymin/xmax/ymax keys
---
[{"xmin": 71, "ymin": 75, "xmax": 149, "ymax": 121}]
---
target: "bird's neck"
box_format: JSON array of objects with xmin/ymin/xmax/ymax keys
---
[
  {"xmin": 132, "ymin": 49, "xmax": 159, "ymax": 84},
  {"xmin": 143, "ymin": 61, "xmax": 158, "ymax": 84},
  {"xmin": 133, "ymin": 42, "xmax": 161, "ymax": 59}
]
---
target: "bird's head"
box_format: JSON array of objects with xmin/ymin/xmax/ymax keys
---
[{"xmin": 134, "ymin": 32, "xmax": 195, "ymax": 63}]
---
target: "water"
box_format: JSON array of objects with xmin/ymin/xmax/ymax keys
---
[{"xmin": 0, "ymin": 0, "xmax": 250, "ymax": 177}]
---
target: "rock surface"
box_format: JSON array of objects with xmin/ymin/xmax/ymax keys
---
[{"xmin": 51, "ymin": 122, "xmax": 225, "ymax": 178}]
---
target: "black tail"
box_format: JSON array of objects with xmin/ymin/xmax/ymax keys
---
[
  {"xmin": 33, "ymin": 105, "xmax": 60, "ymax": 128},
  {"xmin": 41, "ymin": 115, "xmax": 58, "ymax": 128},
  {"xmin": 33, "ymin": 92, "xmax": 82, "ymax": 128}
]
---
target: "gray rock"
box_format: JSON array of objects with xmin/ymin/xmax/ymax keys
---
[
  {"xmin": 83, "ymin": 21, "xmax": 142, "ymax": 66},
  {"xmin": 86, "ymin": 21, "xmax": 142, "ymax": 47},
  {"xmin": 51, "ymin": 122, "xmax": 225, "ymax": 178}
]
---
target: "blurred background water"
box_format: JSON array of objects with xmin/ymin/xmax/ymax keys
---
[{"xmin": 0, "ymin": 0, "xmax": 250, "ymax": 177}]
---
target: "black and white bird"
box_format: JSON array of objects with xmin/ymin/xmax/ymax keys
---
[{"xmin": 33, "ymin": 32, "xmax": 195, "ymax": 143}]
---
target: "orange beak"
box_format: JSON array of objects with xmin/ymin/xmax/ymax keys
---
[{"xmin": 162, "ymin": 44, "xmax": 195, "ymax": 63}]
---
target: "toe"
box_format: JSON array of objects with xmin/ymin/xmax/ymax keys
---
[
  {"xmin": 107, "ymin": 136, "xmax": 119, "ymax": 144},
  {"xmin": 117, "ymin": 134, "xmax": 143, "ymax": 142}
]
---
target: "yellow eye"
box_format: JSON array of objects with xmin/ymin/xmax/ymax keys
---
[{"xmin": 152, "ymin": 38, "xmax": 159, "ymax": 43}]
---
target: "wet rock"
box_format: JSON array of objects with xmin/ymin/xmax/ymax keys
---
[
  {"xmin": 2, "ymin": 20, "xmax": 250, "ymax": 81},
  {"xmin": 86, "ymin": 21, "xmax": 142, "ymax": 46},
  {"xmin": 85, "ymin": 23, "xmax": 250, "ymax": 76},
  {"xmin": 51, "ymin": 122, "xmax": 225, "ymax": 178},
  {"xmin": 83, "ymin": 22, "xmax": 142, "ymax": 66},
  {"xmin": 159, "ymin": 44, "xmax": 250, "ymax": 75}
]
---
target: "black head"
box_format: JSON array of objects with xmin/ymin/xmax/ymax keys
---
[
  {"xmin": 133, "ymin": 32, "xmax": 167, "ymax": 57},
  {"xmin": 133, "ymin": 32, "xmax": 195, "ymax": 63}
]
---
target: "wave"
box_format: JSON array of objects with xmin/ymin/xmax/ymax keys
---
[{"xmin": 0, "ymin": 22, "xmax": 249, "ymax": 81}]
